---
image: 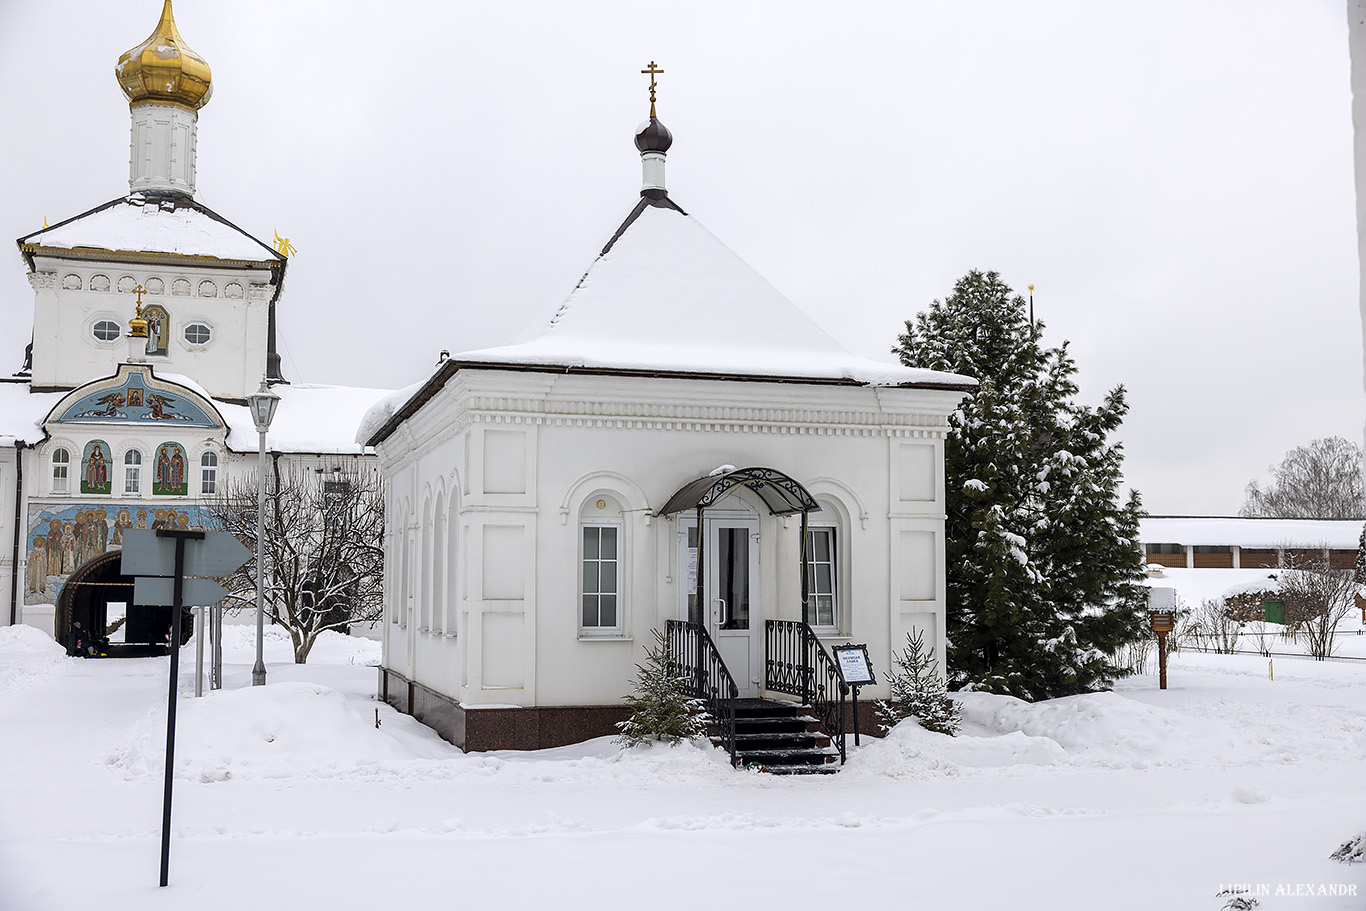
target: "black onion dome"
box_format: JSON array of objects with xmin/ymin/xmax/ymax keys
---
[{"xmin": 634, "ymin": 116, "xmax": 673, "ymax": 153}]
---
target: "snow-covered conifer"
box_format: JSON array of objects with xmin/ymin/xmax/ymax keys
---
[
  {"xmin": 616, "ymin": 630, "xmax": 707, "ymax": 746},
  {"xmin": 895, "ymin": 270, "xmax": 1147, "ymax": 700},
  {"xmin": 876, "ymin": 628, "xmax": 962, "ymax": 735}
]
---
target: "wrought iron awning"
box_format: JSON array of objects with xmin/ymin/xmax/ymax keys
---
[{"xmin": 657, "ymin": 466, "xmax": 818, "ymax": 517}]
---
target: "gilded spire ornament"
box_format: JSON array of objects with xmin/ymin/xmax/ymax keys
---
[
  {"xmin": 641, "ymin": 61, "xmax": 664, "ymax": 117},
  {"xmin": 273, "ymin": 231, "xmax": 297, "ymax": 258},
  {"xmin": 128, "ymin": 285, "xmax": 149, "ymax": 338},
  {"xmin": 116, "ymin": 1, "xmax": 213, "ymax": 111}
]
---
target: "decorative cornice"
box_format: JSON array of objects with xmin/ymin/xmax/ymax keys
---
[{"xmin": 21, "ymin": 245, "xmax": 275, "ymax": 270}]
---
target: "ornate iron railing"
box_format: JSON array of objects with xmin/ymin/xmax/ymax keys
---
[
  {"xmin": 764, "ymin": 619, "xmax": 848, "ymax": 763},
  {"xmin": 665, "ymin": 619, "xmax": 739, "ymax": 766}
]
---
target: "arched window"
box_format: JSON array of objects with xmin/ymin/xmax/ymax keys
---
[
  {"xmin": 200, "ymin": 451, "xmax": 218, "ymax": 495},
  {"xmin": 432, "ymin": 491, "xmax": 446, "ymax": 635},
  {"xmin": 419, "ymin": 498, "xmax": 433, "ymax": 632},
  {"xmin": 390, "ymin": 507, "xmax": 404, "ymax": 626},
  {"xmin": 804, "ymin": 501, "xmax": 844, "ymax": 632},
  {"xmin": 445, "ymin": 493, "xmax": 459, "ymax": 635},
  {"xmin": 579, "ymin": 494, "xmax": 625, "ymax": 636},
  {"xmin": 52, "ymin": 448, "xmax": 70, "ymax": 493},
  {"xmin": 398, "ymin": 508, "xmax": 411, "ymax": 629},
  {"xmin": 124, "ymin": 450, "xmax": 142, "ymax": 495}
]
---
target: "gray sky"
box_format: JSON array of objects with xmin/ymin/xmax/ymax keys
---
[{"xmin": 1, "ymin": 0, "xmax": 1359, "ymax": 516}]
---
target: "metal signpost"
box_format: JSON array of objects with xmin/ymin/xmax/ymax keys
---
[
  {"xmin": 831, "ymin": 643, "xmax": 876, "ymax": 746},
  {"xmin": 121, "ymin": 527, "xmax": 250, "ymax": 888}
]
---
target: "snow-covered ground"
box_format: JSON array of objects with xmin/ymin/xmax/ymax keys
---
[{"xmin": 1, "ymin": 625, "xmax": 1362, "ymax": 910}]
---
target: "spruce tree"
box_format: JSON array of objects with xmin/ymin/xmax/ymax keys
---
[
  {"xmin": 894, "ymin": 270, "xmax": 1148, "ymax": 700},
  {"xmin": 616, "ymin": 630, "xmax": 707, "ymax": 746},
  {"xmin": 1354, "ymin": 522, "xmax": 1366, "ymax": 586},
  {"xmin": 877, "ymin": 629, "xmax": 963, "ymax": 735}
]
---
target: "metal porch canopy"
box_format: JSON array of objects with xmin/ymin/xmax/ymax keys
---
[{"xmin": 657, "ymin": 466, "xmax": 819, "ymax": 517}]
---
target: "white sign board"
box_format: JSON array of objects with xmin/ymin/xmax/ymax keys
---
[{"xmin": 833, "ymin": 644, "xmax": 875, "ymax": 685}]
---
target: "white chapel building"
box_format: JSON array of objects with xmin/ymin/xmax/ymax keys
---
[
  {"xmin": 0, "ymin": 2, "xmax": 389, "ymax": 650},
  {"xmin": 362, "ymin": 95, "xmax": 975, "ymax": 759}
]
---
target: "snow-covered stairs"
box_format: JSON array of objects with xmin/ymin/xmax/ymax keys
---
[{"xmin": 716, "ymin": 700, "xmax": 841, "ymax": 774}]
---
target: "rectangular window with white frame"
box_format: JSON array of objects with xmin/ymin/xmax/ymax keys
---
[
  {"xmin": 806, "ymin": 526, "xmax": 838, "ymax": 629},
  {"xmin": 581, "ymin": 524, "xmax": 621, "ymax": 633}
]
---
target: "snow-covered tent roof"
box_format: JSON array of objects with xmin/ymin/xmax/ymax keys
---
[
  {"xmin": 456, "ymin": 198, "xmax": 972, "ymax": 388},
  {"xmin": 17, "ymin": 195, "xmax": 282, "ymax": 265},
  {"xmin": 364, "ymin": 195, "xmax": 974, "ymax": 445},
  {"xmin": 1140, "ymin": 516, "xmax": 1362, "ymax": 549}
]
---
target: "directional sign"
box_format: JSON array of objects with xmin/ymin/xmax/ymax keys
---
[
  {"xmin": 121, "ymin": 529, "xmax": 251, "ymax": 578},
  {"xmin": 133, "ymin": 576, "xmax": 230, "ymax": 607}
]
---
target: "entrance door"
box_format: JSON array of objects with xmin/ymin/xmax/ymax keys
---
[{"xmin": 679, "ymin": 515, "xmax": 760, "ymax": 699}]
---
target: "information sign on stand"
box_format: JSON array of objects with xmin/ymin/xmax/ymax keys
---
[
  {"xmin": 831, "ymin": 644, "xmax": 876, "ymax": 746},
  {"xmin": 121, "ymin": 528, "xmax": 250, "ymax": 888}
]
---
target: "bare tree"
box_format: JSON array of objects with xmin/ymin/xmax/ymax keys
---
[
  {"xmin": 1240, "ymin": 437, "xmax": 1365, "ymax": 519},
  {"xmin": 1275, "ymin": 550, "xmax": 1358, "ymax": 660},
  {"xmin": 207, "ymin": 461, "xmax": 384, "ymax": 663},
  {"xmin": 1191, "ymin": 597, "xmax": 1243, "ymax": 654}
]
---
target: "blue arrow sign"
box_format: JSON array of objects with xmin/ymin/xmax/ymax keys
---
[{"xmin": 121, "ymin": 530, "xmax": 252, "ymax": 578}]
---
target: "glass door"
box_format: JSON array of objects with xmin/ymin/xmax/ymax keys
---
[{"xmin": 678, "ymin": 516, "xmax": 761, "ymax": 699}]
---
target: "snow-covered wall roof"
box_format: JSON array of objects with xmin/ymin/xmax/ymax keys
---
[
  {"xmin": 20, "ymin": 196, "xmax": 279, "ymax": 263},
  {"xmin": 1140, "ymin": 516, "xmax": 1362, "ymax": 549},
  {"xmin": 0, "ymin": 383, "xmax": 63, "ymax": 445},
  {"xmin": 222, "ymin": 384, "xmax": 394, "ymax": 455},
  {"xmin": 455, "ymin": 203, "xmax": 974, "ymax": 389}
]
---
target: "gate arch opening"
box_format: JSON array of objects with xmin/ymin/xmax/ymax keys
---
[{"xmin": 55, "ymin": 552, "xmax": 192, "ymax": 657}]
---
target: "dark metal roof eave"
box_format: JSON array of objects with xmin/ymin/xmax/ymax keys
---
[
  {"xmin": 364, "ymin": 358, "xmax": 974, "ymax": 447},
  {"xmin": 16, "ymin": 194, "xmax": 284, "ymax": 276}
]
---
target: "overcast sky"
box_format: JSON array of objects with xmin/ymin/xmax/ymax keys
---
[{"xmin": 0, "ymin": 1, "xmax": 1359, "ymax": 516}]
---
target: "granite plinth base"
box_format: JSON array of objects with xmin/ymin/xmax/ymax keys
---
[{"xmin": 378, "ymin": 667, "xmax": 631, "ymax": 752}]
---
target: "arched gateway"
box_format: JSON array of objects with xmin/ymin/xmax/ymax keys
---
[{"xmin": 56, "ymin": 552, "xmax": 191, "ymax": 657}]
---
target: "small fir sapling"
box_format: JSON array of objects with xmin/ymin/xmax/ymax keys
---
[
  {"xmin": 876, "ymin": 629, "xmax": 963, "ymax": 736},
  {"xmin": 1330, "ymin": 831, "xmax": 1365, "ymax": 864},
  {"xmin": 616, "ymin": 629, "xmax": 707, "ymax": 746}
]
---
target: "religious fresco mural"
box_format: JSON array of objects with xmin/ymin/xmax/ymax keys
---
[
  {"xmin": 152, "ymin": 442, "xmax": 188, "ymax": 496},
  {"xmin": 23, "ymin": 503, "xmax": 218, "ymax": 605},
  {"xmin": 53, "ymin": 368, "xmax": 217, "ymax": 426},
  {"xmin": 143, "ymin": 303, "xmax": 170, "ymax": 356},
  {"xmin": 80, "ymin": 440, "xmax": 112, "ymax": 495}
]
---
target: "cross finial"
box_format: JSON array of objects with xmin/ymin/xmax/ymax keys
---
[
  {"xmin": 641, "ymin": 61, "xmax": 664, "ymax": 118},
  {"xmin": 134, "ymin": 284, "xmax": 146, "ymax": 306}
]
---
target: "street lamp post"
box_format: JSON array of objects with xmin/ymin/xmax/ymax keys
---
[{"xmin": 247, "ymin": 379, "xmax": 280, "ymax": 686}]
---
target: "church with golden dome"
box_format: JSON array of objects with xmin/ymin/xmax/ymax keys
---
[
  {"xmin": 1, "ymin": 3, "xmax": 967, "ymax": 765},
  {"xmin": 0, "ymin": 2, "xmax": 392, "ymax": 655}
]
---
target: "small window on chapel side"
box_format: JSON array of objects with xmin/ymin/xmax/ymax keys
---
[
  {"xmin": 581, "ymin": 525, "xmax": 621, "ymax": 632},
  {"xmin": 183, "ymin": 323, "xmax": 212, "ymax": 345}
]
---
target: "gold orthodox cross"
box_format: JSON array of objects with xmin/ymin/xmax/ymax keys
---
[
  {"xmin": 641, "ymin": 61, "xmax": 663, "ymax": 117},
  {"xmin": 135, "ymin": 284, "xmax": 146, "ymax": 305}
]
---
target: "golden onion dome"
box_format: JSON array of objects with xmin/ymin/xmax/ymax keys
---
[{"xmin": 115, "ymin": 1, "xmax": 212, "ymax": 111}]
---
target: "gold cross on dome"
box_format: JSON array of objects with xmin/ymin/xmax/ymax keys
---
[
  {"xmin": 134, "ymin": 284, "xmax": 145, "ymax": 306},
  {"xmin": 641, "ymin": 61, "xmax": 664, "ymax": 117}
]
